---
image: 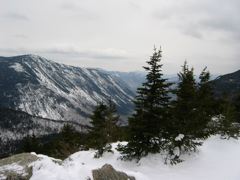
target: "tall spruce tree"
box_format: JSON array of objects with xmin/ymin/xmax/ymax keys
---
[
  {"xmin": 170, "ymin": 62, "xmax": 201, "ymax": 158},
  {"xmin": 118, "ymin": 47, "xmax": 171, "ymax": 161},
  {"xmin": 196, "ymin": 67, "xmax": 215, "ymax": 138},
  {"xmin": 88, "ymin": 100, "xmax": 119, "ymax": 158}
]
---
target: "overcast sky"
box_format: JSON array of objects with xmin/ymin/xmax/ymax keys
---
[{"xmin": 0, "ymin": 0, "xmax": 239, "ymax": 74}]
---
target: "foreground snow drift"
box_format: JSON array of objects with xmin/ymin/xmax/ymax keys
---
[{"xmin": 30, "ymin": 136, "xmax": 240, "ymax": 180}]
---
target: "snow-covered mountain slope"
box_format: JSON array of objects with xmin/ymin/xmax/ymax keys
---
[
  {"xmin": 0, "ymin": 108, "xmax": 88, "ymax": 158},
  {"xmin": 27, "ymin": 136, "xmax": 240, "ymax": 180},
  {"xmin": 0, "ymin": 55, "xmax": 134, "ymax": 124},
  {"xmin": 0, "ymin": 108, "xmax": 86, "ymax": 141}
]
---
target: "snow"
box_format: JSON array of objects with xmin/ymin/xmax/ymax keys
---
[
  {"xmin": 30, "ymin": 136, "xmax": 240, "ymax": 180},
  {"xmin": 9, "ymin": 63, "xmax": 25, "ymax": 72},
  {"xmin": 175, "ymin": 134, "xmax": 184, "ymax": 141},
  {"xmin": 0, "ymin": 163, "xmax": 27, "ymax": 179},
  {"xmin": 0, "ymin": 163, "xmax": 25, "ymax": 173}
]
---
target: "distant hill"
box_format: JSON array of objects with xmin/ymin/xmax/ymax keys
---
[{"xmin": 212, "ymin": 70, "xmax": 240, "ymax": 100}]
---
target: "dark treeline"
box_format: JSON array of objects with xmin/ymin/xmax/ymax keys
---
[{"xmin": 6, "ymin": 47, "xmax": 240, "ymax": 164}]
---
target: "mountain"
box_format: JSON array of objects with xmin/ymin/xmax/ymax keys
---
[
  {"xmin": 105, "ymin": 71, "xmax": 180, "ymax": 93},
  {"xmin": 0, "ymin": 108, "xmax": 86, "ymax": 141},
  {"xmin": 103, "ymin": 71, "xmax": 146, "ymax": 92},
  {"xmin": 212, "ymin": 69, "xmax": 240, "ymax": 100},
  {"xmin": 0, "ymin": 55, "xmax": 134, "ymax": 125},
  {"xmin": 0, "ymin": 108, "xmax": 85, "ymax": 157}
]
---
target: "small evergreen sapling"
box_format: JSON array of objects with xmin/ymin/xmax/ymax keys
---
[
  {"xmin": 218, "ymin": 99, "xmax": 239, "ymax": 139},
  {"xmin": 88, "ymin": 100, "xmax": 119, "ymax": 158}
]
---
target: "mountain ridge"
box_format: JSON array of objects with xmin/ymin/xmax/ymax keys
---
[
  {"xmin": 0, "ymin": 54, "xmax": 135, "ymax": 124},
  {"xmin": 212, "ymin": 69, "xmax": 240, "ymax": 100}
]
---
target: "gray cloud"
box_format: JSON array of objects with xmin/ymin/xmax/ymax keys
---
[
  {"xmin": 3, "ymin": 12, "xmax": 29, "ymax": 21},
  {"xmin": 14, "ymin": 34, "xmax": 28, "ymax": 39},
  {"xmin": 0, "ymin": 0, "xmax": 239, "ymax": 73},
  {"xmin": 200, "ymin": 18, "xmax": 240, "ymax": 41},
  {"xmin": 0, "ymin": 46, "xmax": 129, "ymax": 60},
  {"xmin": 43, "ymin": 48, "xmax": 128, "ymax": 60},
  {"xmin": 153, "ymin": 0, "xmax": 240, "ymax": 42},
  {"xmin": 61, "ymin": 2, "xmax": 79, "ymax": 11},
  {"xmin": 59, "ymin": 2, "xmax": 98, "ymax": 21},
  {"xmin": 128, "ymin": 1, "xmax": 141, "ymax": 10}
]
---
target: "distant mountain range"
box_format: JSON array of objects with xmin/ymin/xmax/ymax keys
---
[
  {"xmin": 0, "ymin": 54, "xmax": 239, "ymax": 153},
  {"xmin": 0, "ymin": 55, "xmax": 135, "ymax": 125}
]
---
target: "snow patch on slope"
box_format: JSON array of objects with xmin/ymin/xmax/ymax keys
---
[{"xmin": 9, "ymin": 63, "xmax": 25, "ymax": 72}]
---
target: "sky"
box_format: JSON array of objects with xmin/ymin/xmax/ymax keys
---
[{"xmin": 0, "ymin": 0, "xmax": 239, "ymax": 74}]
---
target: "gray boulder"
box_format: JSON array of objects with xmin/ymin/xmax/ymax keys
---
[
  {"xmin": 0, "ymin": 153, "xmax": 39, "ymax": 180},
  {"xmin": 92, "ymin": 164, "xmax": 135, "ymax": 180}
]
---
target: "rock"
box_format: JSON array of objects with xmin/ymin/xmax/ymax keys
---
[
  {"xmin": 0, "ymin": 153, "xmax": 39, "ymax": 180},
  {"xmin": 92, "ymin": 164, "xmax": 135, "ymax": 180}
]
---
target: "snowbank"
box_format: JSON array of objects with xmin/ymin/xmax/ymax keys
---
[{"xmin": 30, "ymin": 136, "xmax": 240, "ymax": 180}]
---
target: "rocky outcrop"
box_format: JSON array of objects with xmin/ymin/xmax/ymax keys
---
[
  {"xmin": 92, "ymin": 164, "xmax": 135, "ymax": 180},
  {"xmin": 0, "ymin": 153, "xmax": 39, "ymax": 180}
]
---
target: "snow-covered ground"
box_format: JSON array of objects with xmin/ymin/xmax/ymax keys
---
[{"xmin": 30, "ymin": 136, "xmax": 240, "ymax": 180}]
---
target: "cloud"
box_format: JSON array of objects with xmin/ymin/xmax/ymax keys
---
[
  {"xmin": 128, "ymin": 1, "xmax": 141, "ymax": 10},
  {"xmin": 14, "ymin": 34, "xmax": 28, "ymax": 39},
  {"xmin": 199, "ymin": 17, "xmax": 240, "ymax": 41},
  {"xmin": 59, "ymin": 2, "xmax": 98, "ymax": 21},
  {"xmin": 3, "ymin": 12, "xmax": 29, "ymax": 21},
  {"xmin": 153, "ymin": 0, "xmax": 240, "ymax": 41},
  {"xmin": 41, "ymin": 45, "xmax": 129, "ymax": 60},
  {"xmin": 0, "ymin": 45, "xmax": 130, "ymax": 60},
  {"xmin": 183, "ymin": 28, "xmax": 203, "ymax": 39},
  {"xmin": 0, "ymin": 0, "xmax": 239, "ymax": 73},
  {"xmin": 60, "ymin": 2, "xmax": 81, "ymax": 11}
]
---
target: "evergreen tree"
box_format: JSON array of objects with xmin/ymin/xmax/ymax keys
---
[
  {"xmin": 60, "ymin": 125, "xmax": 81, "ymax": 152},
  {"xmin": 104, "ymin": 99, "xmax": 120, "ymax": 143},
  {"xmin": 196, "ymin": 67, "xmax": 215, "ymax": 138},
  {"xmin": 88, "ymin": 100, "xmax": 119, "ymax": 158},
  {"xmin": 218, "ymin": 98, "xmax": 239, "ymax": 139},
  {"xmin": 118, "ymin": 47, "xmax": 171, "ymax": 161},
  {"xmin": 22, "ymin": 134, "xmax": 41, "ymax": 153},
  {"xmin": 60, "ymin": 124, "xmax": 80, "ymax": 145},
  {"xmin": 168, "ymin": 61, "xmax": 201, "ymax": 163},
  {"xmin": 233, "ymin": 93, "xmax": 240, "ymax": 123},
  {"xmin": 33, "ymin": 125, "xmax": 88, "ymax": 159},
  {"xmin": 51, "ymin": 124, "xmax": 84, "ymax": 158}
]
